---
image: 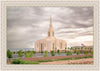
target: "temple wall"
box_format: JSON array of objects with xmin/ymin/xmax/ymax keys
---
[{"xmin": 35, "ymin": 38, "xmax": 67, "ymax": 52}]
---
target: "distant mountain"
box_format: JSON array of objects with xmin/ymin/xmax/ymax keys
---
[
  {"xmin": 7, "ymin": 48, "xmax": 34, "ymax": 52},
  {"xmin": 72, "ymin": 46, "xmax": 93, "ymax": 48}
]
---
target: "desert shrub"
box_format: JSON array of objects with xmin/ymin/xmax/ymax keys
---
[
  {"xmin": 65, "ymin": 47, "xmax": 67, "ymax": 52},
  {"xmin": 7, "ymin": 49, "xmax": 12, "ymax": 58},
  {"xmin": 25, "ymin": 51, "xmax": 33, "ymax": 57},
  {"xmin": 76, "ymin": 50, "xmax": 80, "ymax": 55},
  {"xmin": 17, "ymin": 50, "xmax": 23, "ymax": 57},
  {"xmin": 66, "ymin": 51, "xmax": 72, "ymax": 56},
  {"xmin": 38, "ymin": 60, "xmax": 53, "ymax": 62},
  {"xmin": 22, "ymin": 51, "xmax": 25, "ymax": 54},
  {"xmin": 33, "ymin": 51, "xmax": 36, "ymax": 54},
  {"xmin": 70, "ymin": 47, "xmax": 74, "ymax": 50},
  {"xmin": 11, "ymin": 59, "xmax": 21, "ymax": 64},
  {"xmin": 11, "ymin": 59, "xmax": 39, "ymax": 64},
  {"xmin": 23, "ymin": 61, "xmax": 39, "ymax": 64},
  {"xmin": 41, "ymin": 51, "xmax": 43, "ymax": 54},
  {"xmin": 73, "ymin": 50, "xmax": 76, "ymax": 53},
  {"xmin": 91, "ymin": 51, "xmax": 93, "ymax": 55},
  {"xmin": 57, "ymin": 49, "xmax": 60, "ymax": 54},
  {"xmin": 51, "ymin": 50, "xmax": 55, "ymax": 56},
  {"xmin": 13, "ymin": 52, "xmax": 16, "ymax": 54},
  {"xmin": 81, "ymin": 47, "xmax": 83, "ymax": 50},
  {"xmin": 84, "ymin": 51, "xmax": 88, "ymax": 55},
  {"xmin": 44, "ymin": 51, "xmax": 47, "ymax": 57}
]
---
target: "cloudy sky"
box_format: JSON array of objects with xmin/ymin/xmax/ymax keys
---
[{"xmin": 7, "ymin": 7, "xmax": 93, "ymax": 49}]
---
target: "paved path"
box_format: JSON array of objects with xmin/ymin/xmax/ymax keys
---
[{"xmin": 40, "ymin": 58, "xmax": 93, "ymax": 64}]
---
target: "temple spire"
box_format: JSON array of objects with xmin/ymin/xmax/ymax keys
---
[
  {"xmin": 48, "ymin": 15, "xmax": 54, "ymax": 37},
  {"xmin": 50, "ymin": 15, "xmax": 52, "ymax": 27}
]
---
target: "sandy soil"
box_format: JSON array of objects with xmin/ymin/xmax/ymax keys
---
[
  {"xmin": 22, "ymin": 54, "xmax": 92, "ymax": 62},
  {"xmin": 40, "ymin": 58, "xmax": 93, "ymax": 64}
]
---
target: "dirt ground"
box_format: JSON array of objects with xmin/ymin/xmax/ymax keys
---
[
  {"xmin": 40, "ymin": 58, "xmax": 93, "ymax": 64},
  {"xmin": 22, "ymin": 54, "xmax": 92, "ymax": 62}
]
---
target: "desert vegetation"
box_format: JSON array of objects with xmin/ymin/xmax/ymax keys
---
[
  {"xmin": 7, "ymin": 46, "xmax": 93, "ymax": 64},
  {"xmin": 11, "ymin": 54, "xmax": 93, "ymax": 64},
  {"xmin": 44, "ymin": 51, "xmax": 47, "ymax": 57},
  {"xmin": 25, "ymin": 51, "xmax": 33, "ymax": 57},
  {"xmin": 7, "ymin": 49, "xmax": 12, "ymax": 59},
  {"xmin": 50, "ymin": 50, "xmax": 55, "ymax": 56}
]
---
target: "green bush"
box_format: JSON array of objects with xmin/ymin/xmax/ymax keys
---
[
  {"xmin": 13, "ymin": 52, "xmax": 16, "ymax": 54},
  {"xmin": 44, "ymin": 51, "xmax": 47, "ymax": 57},
  {"xmin": 66, "ymin": 51, "xmax": 72, "ymax": 56},
  {"xmin": 25, "ymin": 51, "xmax": 33, "ymax": 57},
  {"xmin": 51, "ymin": 50, "xmax": 55, "ymax": 56},
  {"xmin": 84, "ymin": 51, "xmax": 88, "ymax": 55},
  {"xmin": 41, "ymin": 51, "xmax": 43, "ymax": 54},
  {"xmin": 11, "ymin": 59, "xmax": 39, "ymax": 64},
  {"xmin": 81, "ymin": 47, "xmax": 83, "ymax": 50},
  {"xmin": 76, "ymin": 50, "xmax": 80, "ymax": 55},
  {"xmin": 57, "ymin": 50, "xmax": 60, "ymax": 54},
  {"xmin": 17, "ymin": 50, "xmax": 23, "ymax": 57},
  {"xmin": 33, "ymin": 51, "xmax": 36, "ymax": 54},
  {"xmin": 73, "ymin": 50, "xmax": 76, "ymax": 53},
  {"xmin": 65, "ymin": 47, "xmax": 67, "ymax": 52},
  {"xmin": 38, "ymin": 60, "xmax": 53, "ymax": 62},
  {"xmin": 7, "ymin": 49, "xmax": 12, "ymax": 58},
  {"xmin": 70, "ymin": 47, "xmax": 74, "ymax": 50},
  {"xmin": 22, "ymin": 51, "xmax": 25, "ymax": 54},
  {"xmin": 11, "ymin": 59, "xmax": 21, "ymax": 64},
  {"xmin": 91, "ymin": 51, "xmax": 93, "ymax": 55}
]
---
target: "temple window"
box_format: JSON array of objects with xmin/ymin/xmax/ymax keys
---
[
  {"xmin": 60, "ymin": 43, "xmax": 62, "ymax": 48},
  {"xmin": 52, "ymin": 32, "xmax": 54, "ymax": 36},
  {"xmin": 48, "ymin": 32, "xmax": 50, "ymax": 36}
]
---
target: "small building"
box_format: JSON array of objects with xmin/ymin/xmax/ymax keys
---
[{"xmin": 35, "ymin": 16, "xmax": 67, "ymax": 52}]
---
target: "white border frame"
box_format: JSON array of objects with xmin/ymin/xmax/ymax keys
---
[{"xmin": 0, "ymin": 0, "xmax": 99, "ymax": 71}]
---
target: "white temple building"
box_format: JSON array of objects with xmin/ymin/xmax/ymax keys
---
[{"xmin": 35, "ymin": 16, "xmax": 67, "ymax": 52}]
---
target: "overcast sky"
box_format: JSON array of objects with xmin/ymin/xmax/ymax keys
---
[{"xmin": 7, "ymin": 7, "xmax": 93, "ymax": 49}]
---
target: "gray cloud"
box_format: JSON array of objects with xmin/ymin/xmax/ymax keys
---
[{"xmin": 7, "ymin": 7, "xmax": 93, "ymax": 48}]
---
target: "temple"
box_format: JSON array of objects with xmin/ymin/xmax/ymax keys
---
[{"xmin": 35, "ymin": 16, "xmax": 67, "ymax": 52}]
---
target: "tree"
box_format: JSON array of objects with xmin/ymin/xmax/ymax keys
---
[
  {"xmin": 25, "ymin": 51, "xmax": 33, "ymax": 57},
  {"xmin": 7, "ymin": 49, "xmax": 12, "ymax": 59},
  {"xmin": 84, "ymin": 51, "xmax": 88, "ymax": 55},
  {"xmin": 91, "ymin": 51, "xmax": 93, "ymax": 55},
  {"xmin": 76, "ymin": 50, "xmax": 80, "ymax": 55},
  {"xmin": 73, "ymin": 50, "xmax": 76, "ymax": 53},
  {"xmin": 57, "ymin": 49, "xmax": 60, "ymax": 54},
  {"xmin": 66, "ymin": 51, "xmax": 72, "ymax": 56},
  {"xmin": 70, "ymin": 47, "xmax": 74, "ymax": 50},
  {"xmin": 13, "ymin": 52, "xmax": 16, "ymax": 54},
  {"xmin": 81, "ymin": 47, "xmax": 83, "ymax": 50},
  {"xmin": 90, "ymin": 48, "xmax": 93, "ymax": 52},
  {"xmin": 33, "ymin": 51, "xmax": 36, "ymax": 54},
  {"xmin": 44, "ymin": 51, "xmax": 47, "ymax": 57},
  {"xmin": 85, "ymin": 48, "xmax": 87, "ymax": 50},
  {"xmin": 81, "ymin": 47, "xmax": 83, "ymax": 53},
  {"xmin": 41, "ymin": 51, "xmax": 43, "ymax": 54},
  {"xmin": 51, "ymin": 50, "xmax": 55, "ymax": 56},
  {"xmin": 17, "ymin": 50, "xmax": 23, "ymax": 57},
  {"xmin": 65, "ymin": 47, "xmax": 67, "ymax": 52},
  {"xmin": 75, "ymin": 47, "xmax": 77, "ymax": 53}
]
